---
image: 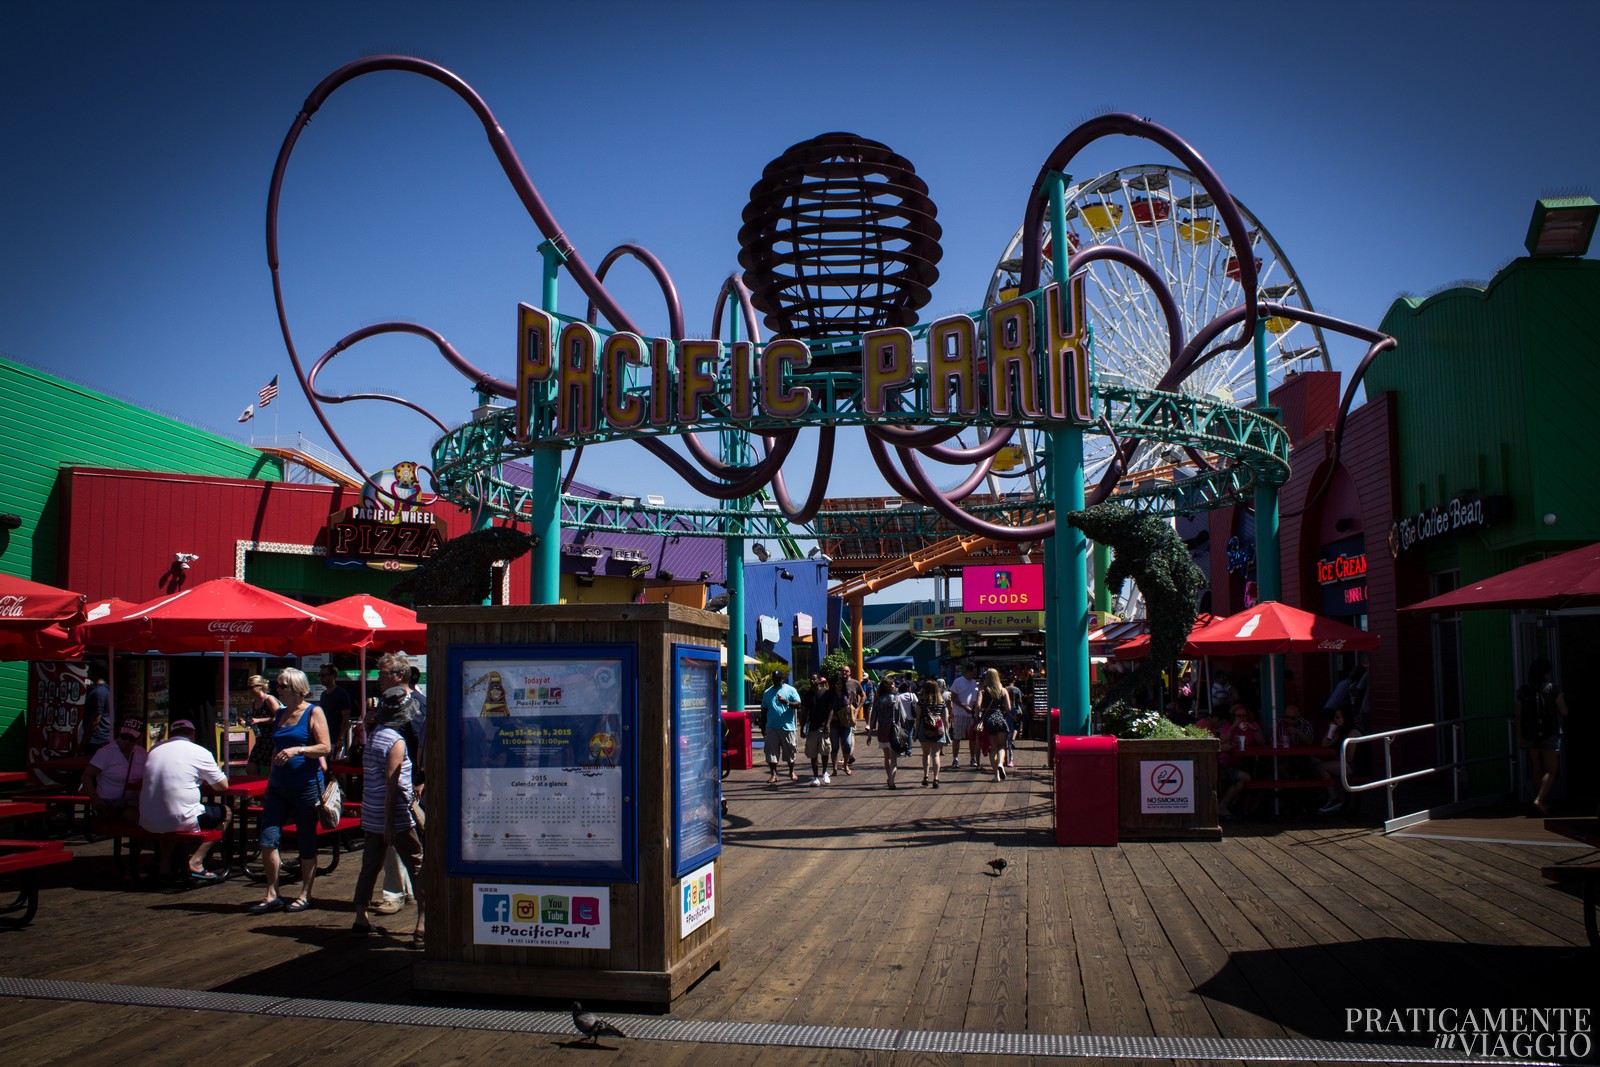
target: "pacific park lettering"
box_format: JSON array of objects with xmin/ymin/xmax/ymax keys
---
[{"xmin": 514, "ymin": 275, "xmax": 1091, "ymax": 441}]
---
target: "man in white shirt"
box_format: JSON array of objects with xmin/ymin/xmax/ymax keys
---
[
  {"xmin": 138, "ymin": 720, "xmax": 230, "ymax": 880},
  {"xmin": 948, "ymin": 664, "xmax": 981, "ymax": 770},
  {"xmin": 83, "ymin": 719, "xmax": 147, "ymax": 822}
]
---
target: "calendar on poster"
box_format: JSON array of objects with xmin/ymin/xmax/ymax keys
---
[{"xmin": 457, "ymin": 653, "xmax": 628, "ymax": 872}]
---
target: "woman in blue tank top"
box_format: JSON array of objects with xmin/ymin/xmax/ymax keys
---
[{"xmin": 247, "ymin": 667, "xmax": 332, "ymax": 915}]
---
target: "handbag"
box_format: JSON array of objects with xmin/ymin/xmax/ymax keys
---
[{"xmin": 317, "ymin": 776, "xmax": 343, "ymax": 830}]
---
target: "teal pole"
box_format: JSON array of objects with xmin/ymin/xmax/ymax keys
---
[
  {"xmin": 1252, "ymin": 317, "xmax": 1285, "ymax": 724},
  {"xmin": 723, "ymin": 313, "xmax": 748, "ymax": 715},
  {"xmin": 530, "ymin": 239, "xmax": 566, "ymax": 606},
  {"xmin": 1046, "ymin": 172, "xmax": 1091, "ymax": 736},
  {"xmin": 1042, "ymin": 436, "xmax": 1060, "ymax": 737}
]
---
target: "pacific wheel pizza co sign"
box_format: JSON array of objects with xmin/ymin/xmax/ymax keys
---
[{"xmin": 1140, "ymin": 760, "xmax": 1194, "ymax": 814}]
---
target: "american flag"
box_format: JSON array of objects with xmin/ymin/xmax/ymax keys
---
[{"xmin": 258, "ymin": 375, "xmax": 279, "ymax": 408}]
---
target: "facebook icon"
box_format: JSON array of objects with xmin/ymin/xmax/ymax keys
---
[{"xmin": 481, "ymin": 893, "xmax": 511, "ymax": 923}]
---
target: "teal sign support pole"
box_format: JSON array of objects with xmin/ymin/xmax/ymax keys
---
[
  {"xmin": 723, "ymin": 314, "xmax": 748, "ymax": 716},
  {"xmin": 530, "ymin": 239, "xmax": 567, "ymax": 606},
  {"xmin": 1046, "ymin": 172, "xmax": 1091, "ymax": 736},
  {"xmin": 1251, "ymin": 317, "xmax": 1285, "ymax": 724}
]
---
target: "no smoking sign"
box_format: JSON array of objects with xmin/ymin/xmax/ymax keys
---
[{"xmin": 1140, "ymin": 759, "xmax": 1195, "ymax": 813}]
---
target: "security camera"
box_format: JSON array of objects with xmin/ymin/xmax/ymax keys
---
[{"xmin": 174, "ymin": 552, "xmax": 199, "ymax": 570}]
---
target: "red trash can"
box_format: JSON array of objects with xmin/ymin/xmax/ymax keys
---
[
  {"xmin": 721, "ymin": 711, "xmax": 753, "ymax": 770},
  {"xmin": 1054, "ymin": 735, "xmax": 1118, "ymax": 846}
]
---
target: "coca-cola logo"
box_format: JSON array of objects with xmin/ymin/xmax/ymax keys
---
[
  {"xmin": 0, "ymin": 595, "xmax": 25, "ymax": 618},
  {"xmin": 206, "ymin": 620, "xmax": 255, "ymax": 634}
]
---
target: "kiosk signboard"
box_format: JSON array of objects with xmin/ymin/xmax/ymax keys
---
[
  {"xmin": 448, "ymin": 644, "xmax": 638, "ymax": 882},
  {"xmin": 671, "ymin": 645, "xmax": 722, "ymax": 877}
]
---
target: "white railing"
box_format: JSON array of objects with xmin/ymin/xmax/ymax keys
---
[
  {"xmin": 1341, "ymin": 714, "xmax": 1517, "ymax": 833},
  {"xmin": 251, "ymin": 433, "xmax": 362, "ymax": 484}
]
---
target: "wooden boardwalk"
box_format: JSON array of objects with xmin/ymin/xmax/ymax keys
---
[{"xmin": 1, "ymin": 738, "xmax": 1594, "ymax": 1065}]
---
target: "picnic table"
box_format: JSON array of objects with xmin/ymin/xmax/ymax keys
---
[{"xmin": 0, "ymin": 838, "xmax": 75, "ymax": 927}]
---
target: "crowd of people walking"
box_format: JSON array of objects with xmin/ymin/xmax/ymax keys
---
[{"xmin": 761, "ymin": 663, "xmax": 1030, "ymax": 791}]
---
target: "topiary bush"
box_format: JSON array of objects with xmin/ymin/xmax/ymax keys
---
[{"xmin": 1067, "ymin": 502, "xmax": 1208, "ymax": 717}]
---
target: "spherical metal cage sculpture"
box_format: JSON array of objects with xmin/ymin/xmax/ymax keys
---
[{"xmin": 737, "ymin": 132, "xmax": 942, "ymax": 341}]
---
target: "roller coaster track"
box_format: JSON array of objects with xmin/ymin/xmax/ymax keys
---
[{"xmin": 828, "ymin": 529, "xmax": 1003, "ymax": 602}]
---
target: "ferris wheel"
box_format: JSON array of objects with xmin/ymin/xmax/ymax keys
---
[{"xmin": 983, "ymin": 164, "xmax": 1331, "ymax": 490}]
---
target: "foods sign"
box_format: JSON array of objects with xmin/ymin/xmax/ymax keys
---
[{"xmin": 961, "ymin": 564, "xmax": 1045, "ymax": 611}]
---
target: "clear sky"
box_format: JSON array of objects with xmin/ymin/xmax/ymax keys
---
[{"xmin": 4, "ymin": 0, "xmax": 1597, "ymax": 589}]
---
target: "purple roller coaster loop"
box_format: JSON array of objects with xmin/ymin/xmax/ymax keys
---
[{"xmin": 267, "ymin": 55, "xmax": 800, "ymax": 503}]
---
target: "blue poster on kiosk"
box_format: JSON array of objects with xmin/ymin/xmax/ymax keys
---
[
  {"xmin": 446, "ymin": 643, "xmax": 639, "ymax": 882},
  {"xmin": 671, "ymin": 644, "xmax": 722, "ymax": 877}
]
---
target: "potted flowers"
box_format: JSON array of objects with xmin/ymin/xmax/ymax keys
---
[{"xmin": 1101, "ymin": 708, "xmax": 1221, "ymax": 841}]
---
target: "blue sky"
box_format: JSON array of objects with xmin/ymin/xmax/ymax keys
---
[{"xmin": 4, "ymin": 1, "xmax": 1597, "ymax": 557}]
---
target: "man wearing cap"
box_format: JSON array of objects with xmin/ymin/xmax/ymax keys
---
[
  {"xmin": 83, "ymin": 720, "xmax": 147, "ymax": 823},
  {"xmin": 138, "ymin": 719, "xmax": 230, "ymax": 881}
]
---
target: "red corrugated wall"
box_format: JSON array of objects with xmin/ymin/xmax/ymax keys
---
[{"xmin": 59, "ymin": 468, "xmax": 467, "ymax": 603}]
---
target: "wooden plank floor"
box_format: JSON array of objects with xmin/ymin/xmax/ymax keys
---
[{"xmin": 1, "ymin": 737, "xmax": 1594, "ymax": 1065}]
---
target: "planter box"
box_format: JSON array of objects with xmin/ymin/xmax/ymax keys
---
[{"xmin": 1116, "ymin": 737, "xmax": 1222, "ymax": 841}]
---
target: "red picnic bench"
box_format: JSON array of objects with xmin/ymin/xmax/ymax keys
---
[
  {"xmin": 87, "ymin": 818, "xmax": 228, "ymax": 882},
  {"xmin": 236, "ymin": 814, "xmax": 363, "ymax": 880},
  {"xmin": 0, "ymin": 839, "xmax": 75, "ymax": 927},
  {"xmin": 0, "ymin": 801, "xmax": 48, "ymax": 834}
]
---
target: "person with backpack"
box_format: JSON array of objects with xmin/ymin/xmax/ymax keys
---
[
  {"xmin": 867, "ymin": 675, "xmax": 914, "ymax": 789},
  {"xmin": 913, "ymin": 678, "xmax": 950, "ymax": 788},
  {"xmin": 1516, "ymin": 659, "xmax": 1570, "ymax": 814},
  {"xmin": 829, "ymin": 672, "xmax": 858, "ymax": 777}
]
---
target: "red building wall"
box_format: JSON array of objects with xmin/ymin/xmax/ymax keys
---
[{"xmin": 58, "ymin": 468, "xmax": 468, "ymax": 603}]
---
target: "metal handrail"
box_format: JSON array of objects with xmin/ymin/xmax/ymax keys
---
[{"xmin": 1339, "ymin": 714, "xmax": 1516, "ymax": 832}]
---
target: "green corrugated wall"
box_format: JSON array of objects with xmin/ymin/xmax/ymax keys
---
[
  {"xmin": 1367, "ymin": 256, "xmax": 1600, "ymax": 792},
  {"xmin": 0, "ymin": 357, "xmax": 285, "ymax": 767}
]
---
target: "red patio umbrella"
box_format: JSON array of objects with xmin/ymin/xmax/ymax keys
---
[
  {"xmin": 319, "ymin": 594, "xmax": 426, "ymax": 712},
  {"xmin": 0, "ymin": 574, "xmax": 87, "ymax": 661},
  {"xmin": 81, "ymin": 578, "xmax": 373, "ymax": 767},
  {"xmin": 1112, "ymin": 613, "xmax": 1218, "ymax": 661},
  {"xmin": 1184, "ymin": 601, "xmax": 1380, "ymax": 656},
  {"xmin": 319, "ymin": 594, "xmax": 424, "ymax": 653},
  {"xmin": 81, "ymin": 578, "xmax": 371, "ymax": 654},
  {"xmin": 1400, "ymin": 542, "xmax": 1600, "ymax": 613}
]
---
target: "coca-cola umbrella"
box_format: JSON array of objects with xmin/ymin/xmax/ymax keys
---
[
  {"xmin": 319, "ymin": 594, "xmax": 425, "ymax": 710},
  {"xmin": 1183, "ymin": 601, "xmax": 1380, "ymax": 657},
  {"xmin": 0, "ymin": 574, "xmax": 87, "ymax": 661},
  {"xmin": 81, "ymin": 578, "xmax": 373, "ymax": 763}
]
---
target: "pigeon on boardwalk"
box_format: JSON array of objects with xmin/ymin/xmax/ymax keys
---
[
  {"xmin": 986, "ymin": 857, "xmax": 1008, "ymax": 875},
  {"xmin": 573, "ymin": 1001, "xmax": 626, "ymax": 1044}
]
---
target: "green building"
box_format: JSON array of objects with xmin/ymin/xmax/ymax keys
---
[{"xmin": 1364, "ymin": 199, "xmax": 1600, "ymax": 799}]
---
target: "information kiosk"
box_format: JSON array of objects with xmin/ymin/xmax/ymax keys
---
[{"xmin": 413, "ymin": 602, "xmax": 729, "ymax": 1006}]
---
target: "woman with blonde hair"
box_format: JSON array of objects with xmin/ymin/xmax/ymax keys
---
[
  {"xmin": 977, "ymin": 668, "xmax": 1013, "ymax": 782},
  {"xmin": 246, "ymin": 674, "xmax": 281, "ymax": 773},
  {"xmin": 247, "ymin": 667, "xmax": 331, "ymax": 915}
]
